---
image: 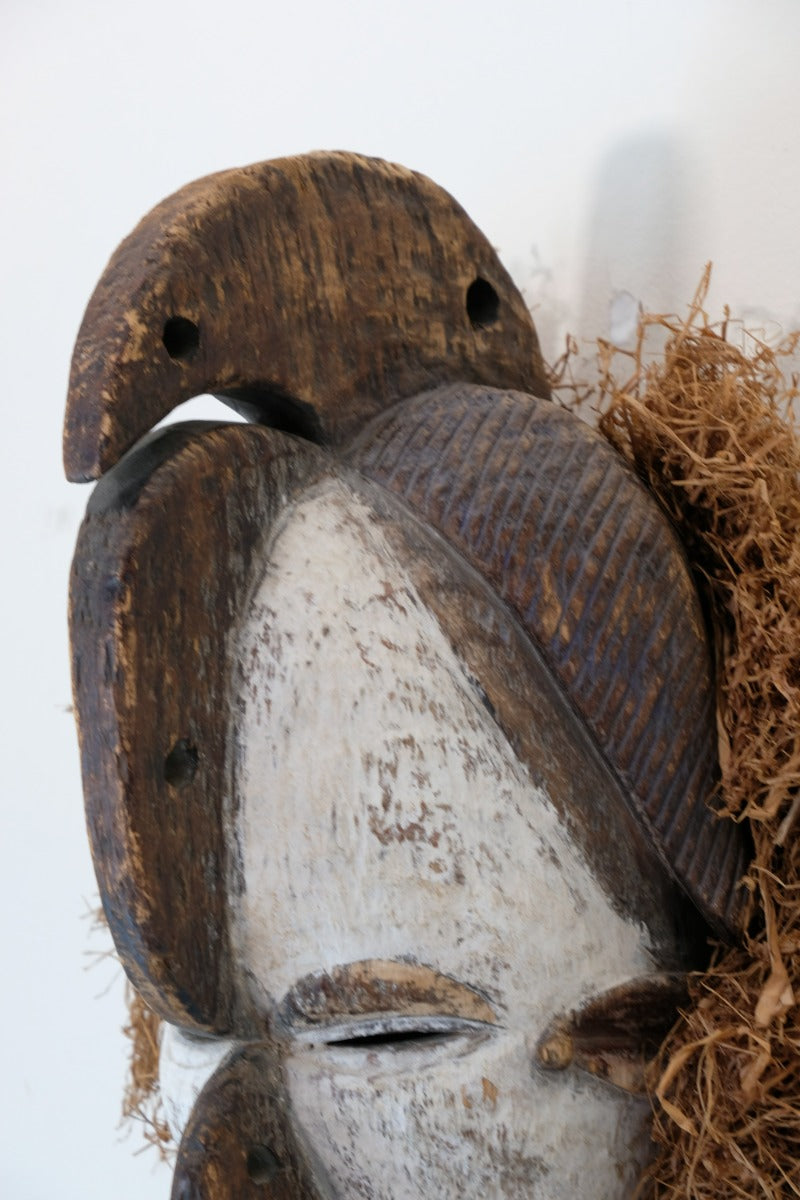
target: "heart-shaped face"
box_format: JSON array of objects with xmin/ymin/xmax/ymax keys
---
[{"xmin": 158, "ymin": 479, "xmax": 690, "ymax": 1199}]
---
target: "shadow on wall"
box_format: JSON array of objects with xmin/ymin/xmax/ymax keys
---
[{"xmin": 577, "ymin": 132, "xmax": 693, "ymax": 354}]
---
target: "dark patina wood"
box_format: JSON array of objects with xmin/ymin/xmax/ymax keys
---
[
  {"xmin": 70, "ymin": 421, "xmax": 328, "ymax": 1033},
  {"xmin": 64, "ymin": 151, "xmax": 753, "ymax": 1198},
  {"xmin": 351, "ymin": 383, "xmax": 750, "ymax": 938},
  {"xmin": 64, "ymin": 152, "xmax": 549, "ymax": 482},
  {"xmin": 171, "ymin": 1043, "xmax": 327, "ymax": 1200},
  {"xmin": 536, "ymin": 974, "xmax": 690, "ymax": 1094}
]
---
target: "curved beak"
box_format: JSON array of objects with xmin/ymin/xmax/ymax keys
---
[{"xmin": 64, "ymin": 151, "xmax": 548, "ymax": 482}]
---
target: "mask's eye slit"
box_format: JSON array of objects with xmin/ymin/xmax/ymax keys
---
[
  {"xmin": 328, "ymin": 1027, "xmax": 463, "ymax": 1049},
  {"xmin": 299, "ymin": 1013, "xmax": 497, "ymax": 1051}
]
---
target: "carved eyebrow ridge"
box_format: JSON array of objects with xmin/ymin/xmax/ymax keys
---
[{"xmin": 279, "ymin": 959, "xmax": 498, "ymax": 1032}]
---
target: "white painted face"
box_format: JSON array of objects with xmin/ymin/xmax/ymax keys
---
[{"xmin": 161, "ymin": 479, "xmax": 661, "ymax": 1198}]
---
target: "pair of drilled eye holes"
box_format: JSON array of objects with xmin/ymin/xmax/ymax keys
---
[{"xmin": 161, "ymin": 277, "xmax": 501, "ymax": 362}]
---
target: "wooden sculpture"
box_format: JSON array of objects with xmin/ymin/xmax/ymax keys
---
[{"xmin": 65, "ymin": 153, "xmax": 749, "ymax": 1198}]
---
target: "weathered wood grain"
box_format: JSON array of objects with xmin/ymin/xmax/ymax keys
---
[
  {"xmin": 536, "ymin": 974, "xmax": 690, "ymax": 1094},
  {"xmin": 70, "ymin": 421, "xmax": 327, "ymax": 1032},
  {"xmin": 171, "ymin": 1043, "xmax": 328, "ymax": 1200},
  {"xmin": 351, "ymin": 383, "xmax": 751, "ymax": 937},
  {"xmin": 64, "ymin": 150, "xmax": 752, "ymax": 1197},
  {"xmin": 64, "ymin": 152, "xmax": 549, "ymax": 481}
]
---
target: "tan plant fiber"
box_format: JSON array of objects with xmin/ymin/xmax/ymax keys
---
[
  {"xmin": 82, "ymin": 901, "xmax": 173, "ymax": 1155},
  {"xmin": 596, "ymin": 267, "xmax": 800, "ymax": 1198},
  {"xmin": 121, "ymin": 983, "xmax": 172, "ymax": 1158}
]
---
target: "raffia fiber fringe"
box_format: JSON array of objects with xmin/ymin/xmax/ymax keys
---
[
  {"xmin": 121, "ymin": 982, "xmax": 172, "ymax": 1159},
  {"xmin": 593, "ymin": 266, "xmax": 800, "ymax": 1198}
]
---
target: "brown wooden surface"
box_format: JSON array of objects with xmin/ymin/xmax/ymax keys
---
[
  {"xmin": 64, "ymin": 152, "xmax": 549, "ymax": 482},
  {"xmin": 70, "ymin": 383, "xmax": 749, "ymax": 1045},
  {"xmin": 70, "ymin": 421, "xmax": 327, "ymax": 1033},
  {"xmin": 536, "ymin": 974, "xmax": 689, "ymax": 1095},
  {"xmin": 65, "ymin": 152, "xmax": 750, "ymax": 1194},
  {"xmin": 280, "ymin": 959, "xmax": 498, "ymax": 1032},
  {"xmin": 171, "ymin": 1043, "xmax": 328, "ymax": 1200},
  {"xmin": 351, "ymin": 383, "xmax": 751, "ymax": 937}
]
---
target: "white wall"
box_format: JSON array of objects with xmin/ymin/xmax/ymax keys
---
[{"xmin": 3, "ymin": 2, "xmax": 800, "ymax": 1196}]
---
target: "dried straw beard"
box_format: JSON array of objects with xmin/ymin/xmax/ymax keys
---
[{"xmin": 588, "ymin": 266, "xmax": 800, "ymax": 1199}]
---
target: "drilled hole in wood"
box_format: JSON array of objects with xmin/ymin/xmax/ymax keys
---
[
  {"xmin": 164, "ymin": 739, "xmax": 199, "ymax": 788},
  {"xmin": 246, "ymin": 1145, "xmax": 282, "ymax": 1184},
  {"xmin": 466, "ymin": 277, "xmax": 500, "ymax": 328},
  {"xmin": 163, "ymin": 316, "xmax": 200, "ymax": 360}
]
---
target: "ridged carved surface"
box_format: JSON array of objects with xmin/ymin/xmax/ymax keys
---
[{"xmin": 352, "ymin": 383, "xmax": 749, "ymax": 935}]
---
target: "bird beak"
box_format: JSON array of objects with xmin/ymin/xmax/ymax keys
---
[{"xmin": 64, "ymin": 152, "xmax": 548, "ymax": 482}]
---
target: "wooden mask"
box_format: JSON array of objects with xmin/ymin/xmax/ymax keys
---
[{"xmin": 65, "ymin": 154, "xmax": 749, "ymax": 1198}]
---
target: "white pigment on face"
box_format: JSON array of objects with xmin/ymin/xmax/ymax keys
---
[{"xmin": 218, "ymin": 478, "xmax": 657, "ymax": 1198}]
